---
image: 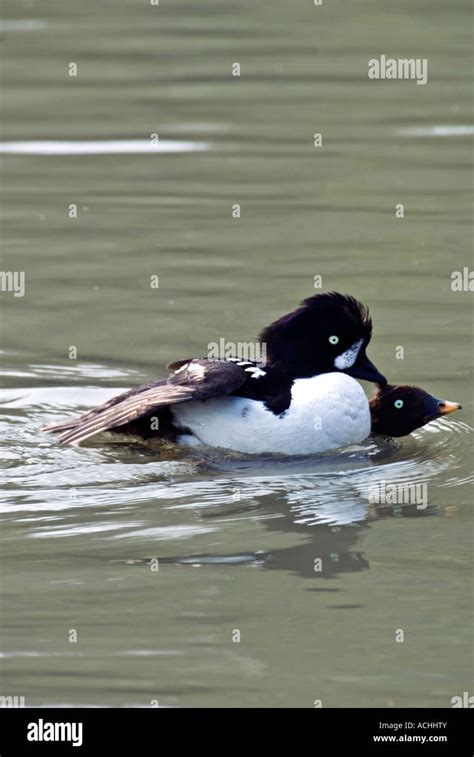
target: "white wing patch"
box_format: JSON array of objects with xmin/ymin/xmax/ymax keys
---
[
  {"xmin": 334, "ymin": 339, "xmax": 363, "ymax": 370},
  {"xmin": 244, "ymin": 366, "xmax": 266, "ymax": 378},
  {"xmin": 230, "ymin": 359, "xmax": 266, "ymax": 378},
  {"xmin": 173, "ymin": 362, "xmax": 205, "ymax": 379},
  {"xmin": 172, "ymin": 359, "xmax": 265, "ymax": 380},
  {"xmin": 187, "ymin": 363, "xmax": 206, "ymax": 379}
]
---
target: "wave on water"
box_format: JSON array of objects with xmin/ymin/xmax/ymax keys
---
[
  {"xmin": 397, "ymin": 125, "xmax": 474, "ymax": 137},
  {"xmin": 0, "ymin": 140, "xmax": 210, "ymax": 155}
]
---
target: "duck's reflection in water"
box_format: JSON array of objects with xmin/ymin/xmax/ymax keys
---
[{"xmin": 140, "ymin": 475, "xmax": 439, "ymax": 582}]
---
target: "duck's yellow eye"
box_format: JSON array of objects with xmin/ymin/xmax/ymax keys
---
[
  {"xmin": 394, "ymin": 399, "xmax": 404, "ymax": 409},
  {"xmin": 329, "ymin": 335, "xmax": 339, "ymax": 345}
]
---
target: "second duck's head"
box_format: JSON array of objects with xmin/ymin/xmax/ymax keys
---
[
  {"xmin": 260, "ymin": 292, "xmax": 386, "ymax": 383},
  {"xmin": 370, "ymin": 383, "xmax": 462, "ymax": 437}
]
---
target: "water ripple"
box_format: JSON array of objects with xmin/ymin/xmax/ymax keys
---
[{"xmin": 1, "ymin": 372, "xmax": 471, "ymax": 535}]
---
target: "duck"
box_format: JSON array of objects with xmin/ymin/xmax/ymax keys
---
[
  {"xmin": 169, "ymin": 376, "xmax": 461, "ymax": 454},
  {"xmin": 43, "ymin": 365, "xmax": 462, "ymax": 454},
  {"xmin": 369, "ymin": 383, "xmax": 461, "ymax": 437},
  {"xmin": 43, "ymin": 292, "xmax": 386, "ymax": 449},
  {"xmin": 172, "ymin": 379, "xmax": 461, "ymax": 453}
]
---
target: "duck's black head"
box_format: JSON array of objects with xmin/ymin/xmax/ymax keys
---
[
  {"xmin": 370, "ymin": 383, "xmax": 462, "ymax": 437},
  {"xmin": 260, "ymin": 292, "xmax": 385, "ymax": 383}
]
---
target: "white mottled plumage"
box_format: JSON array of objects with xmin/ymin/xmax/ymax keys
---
[
  {"xmin": 171, "ymin": 372, "xmax": 371, "ymax": 455},
  {"xmin": 334, "ymin": 338, "xmax": 363, "ymax": 370}
]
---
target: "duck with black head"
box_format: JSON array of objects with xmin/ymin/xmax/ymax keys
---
[
  {"xmin": 42, "ymin": 291, "xmax": 463, "ymax": 454},
  {"xmin": 260, "ymin": 291, "xmax": 384, "ymax": 382},
  {"xmin": 369, "ymin": 383, "xmax": 462, "ymax": 438},
  {"xmin": 42, "ymin": 291, "xmax": 385, "ymax": 448}
]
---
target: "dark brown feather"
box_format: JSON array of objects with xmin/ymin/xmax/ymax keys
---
[{"xmin": 44, "ymin": 360, "xmax": 247, "ymax": 446}]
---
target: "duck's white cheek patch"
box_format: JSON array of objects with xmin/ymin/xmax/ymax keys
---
[{"xmin": 334, "ymin": 339, "xmax": 363, "ymax": 370}]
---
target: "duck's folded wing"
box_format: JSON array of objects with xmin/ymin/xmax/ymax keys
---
[{"xmin": 43, "ymin": 359, "xmax": 248, "ymax": 446}]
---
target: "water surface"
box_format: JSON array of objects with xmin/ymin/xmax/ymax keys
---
[{"xmin": 1, "ymin": 0, "xmax": 473, "ymax": 707}]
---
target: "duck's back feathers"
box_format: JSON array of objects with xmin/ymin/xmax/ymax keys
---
[{"xmin": 44, "ymin": 359, "xmax": 249, "ymax": 446}]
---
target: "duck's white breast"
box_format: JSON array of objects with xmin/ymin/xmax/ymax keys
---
[{"xmin": 171, "ymin": 372, "xmax": 371, "ymax": 455}]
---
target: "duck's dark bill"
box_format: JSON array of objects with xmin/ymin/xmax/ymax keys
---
[{"xmin": 345, "ymin": 353, "xmax": 386, "ymax": 384}]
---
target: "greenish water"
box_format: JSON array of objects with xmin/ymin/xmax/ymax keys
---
[{"xmin": 1, "ymin": 0, "xmax": 473, "ymax": 707}]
